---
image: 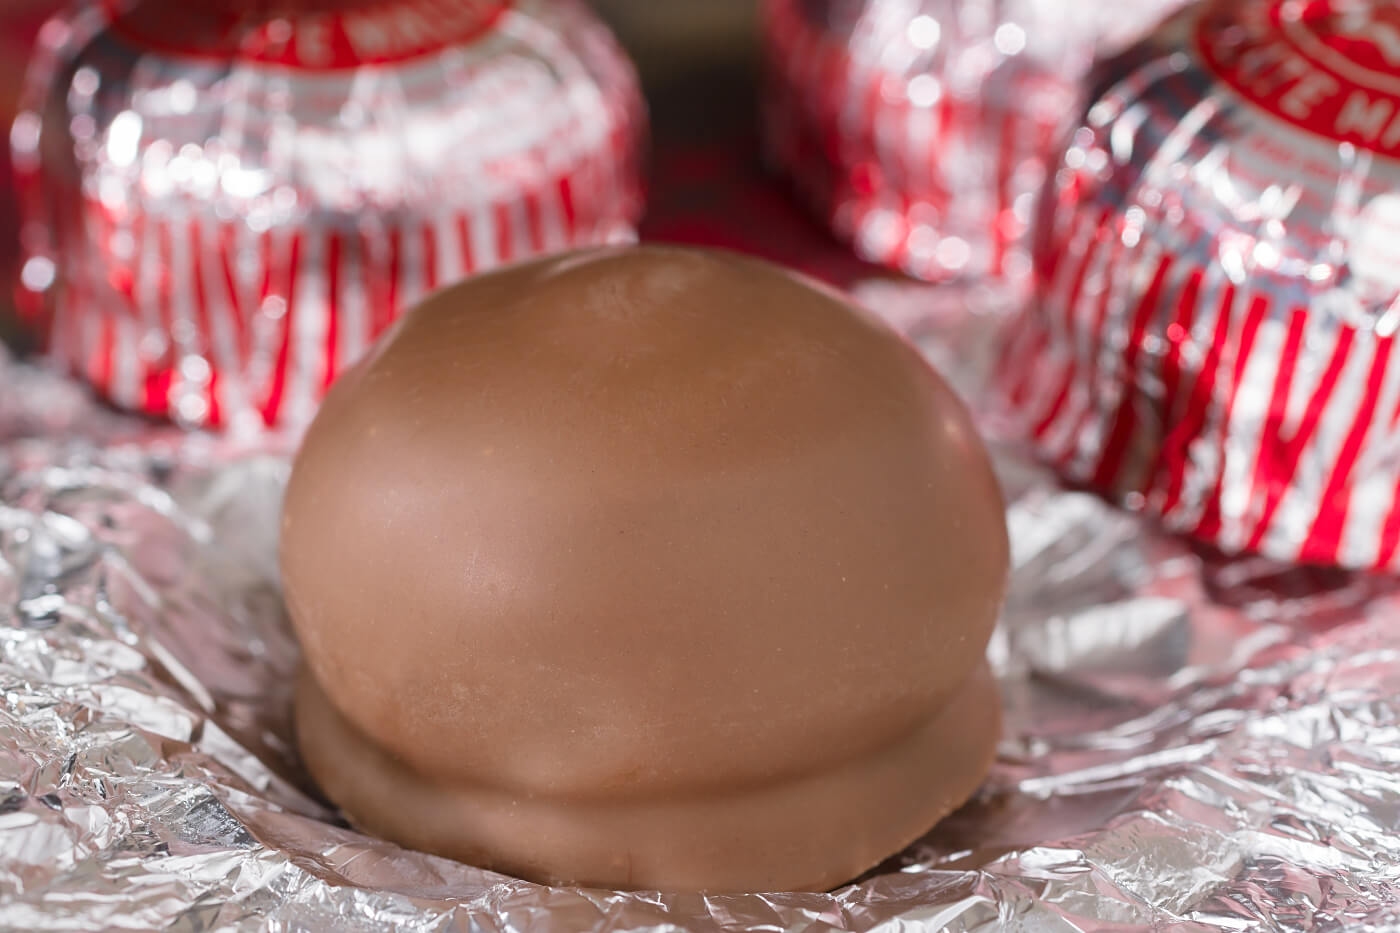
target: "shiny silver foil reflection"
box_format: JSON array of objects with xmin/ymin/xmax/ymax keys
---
[{"xmin": 1, "ymin": 319, "xmax": 1399, "ymax": 930}]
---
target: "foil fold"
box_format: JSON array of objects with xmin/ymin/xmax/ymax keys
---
[{"xmin": 2, "ymin": 328, "xmax": 1400, "ymax": 929}]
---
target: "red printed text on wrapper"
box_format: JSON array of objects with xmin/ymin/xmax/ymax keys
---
[
  {"xmin": 103, "ymin": 0, "xmax": 509, "ymax": 69},
  {"xmin": 1198, "ymin": 0, "xmax": 1400, "ymax": 159}
]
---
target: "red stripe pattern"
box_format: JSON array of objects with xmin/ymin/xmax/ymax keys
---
[
  {"xmin": 1003, "ymin": 1, "xmax": 1400, "ymax": 572},
  {"xmin": 13, "ymin": 0, "xmax": 646, "ymax": 432},
  {"xmin": 759, "ymin": 0, "xmax": 1181, "ymax": 286}
]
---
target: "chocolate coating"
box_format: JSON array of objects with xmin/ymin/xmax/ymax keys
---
[{"xmin": 282, "ymin": 246, "xmax": 1008, "ymax": 892}]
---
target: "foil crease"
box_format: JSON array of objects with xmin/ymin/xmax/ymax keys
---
[{"xmin": 2, "ymin": 325, "xmax": 1399, "ymax": 931}]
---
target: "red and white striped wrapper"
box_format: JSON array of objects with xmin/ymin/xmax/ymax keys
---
[
  {"xmin": 1002, "ymin": 0, "xmax": 1400, "ymax": 572},
  {"xmin": 760, "ymin": 0, "xmax": 1185, "ymax": 287},
  {"xmin": 12, "ymin": 0, "xmax": 645, "ymax": 432}
]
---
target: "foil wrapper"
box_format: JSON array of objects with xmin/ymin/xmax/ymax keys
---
[
  {"xmin": 759, "ymin": 0, "xmax": 1185, "ymax": 287},
  {"xmin": 1002, "ymin": 0, "xmax": 1400, "ymax": 572},
  {"xmin": 11, "ymin": 0, "xmax": 645, "ymax": 432},
  {"xmin": 4, "ymin": 295, "xmax": 1400, "ymax": 929}
]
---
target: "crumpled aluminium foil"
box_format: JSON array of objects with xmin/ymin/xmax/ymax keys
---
[{"xmin": 2, "ymin": 331, "xmax": 1400, "ymax": 931}]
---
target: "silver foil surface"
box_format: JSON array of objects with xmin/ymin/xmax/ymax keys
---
[{"xmin": 2, "ymin": 302, "xmax": 1400, "ymax": 929}]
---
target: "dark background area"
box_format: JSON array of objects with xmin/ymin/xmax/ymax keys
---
[
  {"xmin": 592, "ymin": 1, "xmax": 760, "ymax": 140},
  {"xmin": 594, "ymin": 0, "xmax": 882, "ymax": 285}
]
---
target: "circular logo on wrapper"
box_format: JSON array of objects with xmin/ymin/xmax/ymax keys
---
[
  {"xmin": 104, "ymin": 0, "xmax": 509, "ymax": 70},
  {"xmin": 1197, "ymin": 0, "xmax": 1400, "ymax": 158}
]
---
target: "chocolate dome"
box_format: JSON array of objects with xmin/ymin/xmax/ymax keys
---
[{"xmin": 282, "ymin": 246, "xmax": 1008, "ymax": 892}]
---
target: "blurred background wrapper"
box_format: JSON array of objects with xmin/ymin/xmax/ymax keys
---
[
  {"xmin": 11, "ymin": 0, "xmax": 646, "ymax": 431},
  {"xmin": 0, "ymin": 1, "xmax": 61, "ymax": 348},
  {"xmin": 1002, "ymin": 0, "xmax": 1400, "ymax": 572},
  {"xmin": 760, "ymin": 0, "xmax": 1185, "ymax": 288}
]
